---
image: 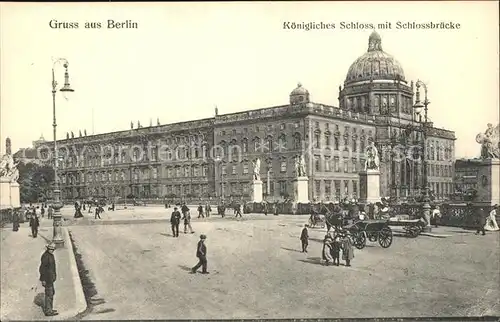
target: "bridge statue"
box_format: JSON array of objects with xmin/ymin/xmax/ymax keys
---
[
  {"xmin": 364, "ymin": 142, "xmax": 380, "ymax": 171},
  {"xmin": 295, "ymin": 154, "xmax": 307, "ymax": 177},
  {"xmin": 252, "ymin": 158, "xmax": 261, "ymax": 180},
  {"xmin": 476, "ymin": 123, "xmax": 500, "ymax": 159}
]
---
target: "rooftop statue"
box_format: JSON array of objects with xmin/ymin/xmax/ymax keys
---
[{"xmin": 476, "ymin": 123, "xmax": 499, "ymax": 159}]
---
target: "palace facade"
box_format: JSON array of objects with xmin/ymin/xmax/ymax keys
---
[{"xmin": 34, "ymin": 31, "xmax": 456, "ymax": 202}]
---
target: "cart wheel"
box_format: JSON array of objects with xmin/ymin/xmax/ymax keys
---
[
  {"xmin": 353, "ymin": 231, "xmax": 366, "ymax": 249},
  {"xmin": 407, "ymin": 225, "xmax": 421, "ymax": 238},
  {"xmin": 378, "ymin": 227, "xmax": 393, "ymax": 248}
]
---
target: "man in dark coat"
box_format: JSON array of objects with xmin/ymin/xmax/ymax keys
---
[
  {"xmin": 191, "ymin": 234, "xmax": 209, "ymax": 274},
  {"xmin": 12, "ymin": 209, "xmax": 20, "ymax": 232},
  {"xmin": 300, "ymin": 224, "xmax": 309, "ymax": 253},
  {"xmin": 475, "ymin": 207, "xmax": 487, "ymax": 236},
  {"xmin": 170, "ymin": 207, "xmax": 181, "ymax": 237},
  {"xmin": 39, "ymin": 243, "xmax": 58, "ymax": 316},
  {"xmin": 29, "ymin": 212, "xmax": 40, "ymax": 238}
]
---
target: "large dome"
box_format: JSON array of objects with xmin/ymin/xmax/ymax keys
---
[{"xmin": 344, "ymin": 31, "xmax": 405, "ymax": 85}]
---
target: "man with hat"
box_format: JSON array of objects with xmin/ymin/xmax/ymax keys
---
[
  {"xmin": 39, "ymin": 243, "xmax": 58, "ymax": 316},
  {"xmin": 341, "ymin": 231, "xmax": 354, "ymax": 267},
  {"xmin": 191, "ymin": 234, "xmax": 209, "ymax": 274},
  {"xmin": 170, "ymin": 207, "xmax": 182, "ymax": 237}
]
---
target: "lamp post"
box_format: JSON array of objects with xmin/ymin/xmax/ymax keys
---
[
  {"xmin": 52, "ymin": 58, "xmax": 75, "ymax": 247},
  {"xmin": 413, "ymin": 80, "xmax": 431, "ymax": 232}
]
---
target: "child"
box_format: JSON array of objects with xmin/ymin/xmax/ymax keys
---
[
  {"xmin": 342, "ymin": 231, "xmax": 354, "ymax": 267},
  {"xmin": 331, "ymin": 236, "xmax": 342, "ymax": 266},
  {"xmin": 300, "ymin": 224, "xmax": 309, "ymax": 253}
]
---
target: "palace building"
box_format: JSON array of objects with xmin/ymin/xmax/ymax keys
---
[{"xmin": 34, "ymin": 31, "xmax": 456, "ymax": 202}]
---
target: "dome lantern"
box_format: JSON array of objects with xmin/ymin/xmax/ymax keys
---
[{"xmin": 289, "ymin": 82, "xmax": 310, "ymax": 105}]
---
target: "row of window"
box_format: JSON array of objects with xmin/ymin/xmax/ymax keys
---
[{"xmin": 219, "ymin": 122, "xmax": 302, "ymax": 137}]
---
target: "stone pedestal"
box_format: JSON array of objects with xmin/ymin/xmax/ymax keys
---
[
  {"xmin": 293, "ymin": 176, "xmax": 309, "ymax": 203},
  {"xmin": 476, "ymin": 158, "xmax": 500, "ymax": 205},
  {"xmin": 9, "ymin": 182, "xmax": 20, "ymax": 208},
  {"xmin": 358, "ymin": 170, "xmax": 381, "ymax": 204},
  {"xmin": 0, "ymin": 178, "xmax": 20, "ymax": 210},
  {"xmin": 251, "ymin": 180, "xmax": 263, "ymax": 203}
]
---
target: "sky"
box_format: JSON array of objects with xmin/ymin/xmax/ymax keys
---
[{"xmin": 1, "ymin": 1, "xmax": 498, "ymax": 159}]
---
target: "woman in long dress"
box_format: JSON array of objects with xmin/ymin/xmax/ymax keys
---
[{"xmin": 484, "ymin": 205, "xmax": 499, "ymax": 231}]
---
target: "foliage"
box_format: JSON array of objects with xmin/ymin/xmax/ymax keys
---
[{"xmin": 17, "ymin": 161, "xmax": 55, "ymax": 203}]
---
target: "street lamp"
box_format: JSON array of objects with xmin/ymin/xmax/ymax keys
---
[
  {"xmin": 52, "ymin": 58, "xmax": 75, "ymax": 247},
  {"xmin": 413, "ymin": 80, "xmax": 432, "ymax": 232},
  {"xmin": 215, "ymin": 156, "xmax": 224, "ymax": 202}
]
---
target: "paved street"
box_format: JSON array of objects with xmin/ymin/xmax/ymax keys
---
[{"xmin": 64, "ymin": 211, "xmax": 500, "ymax": 319}]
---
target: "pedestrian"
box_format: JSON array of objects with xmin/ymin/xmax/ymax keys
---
[
  {"xmin": 263, "ymin": 202, "xmax": 268, "ymax": 216},
  {"xmin": 94, "ymin": 206, "xmax": 101, "ymax": 219},
  {"xmin": 235, "ymin": 203, "xmax": 242, "ymax": 218},
  {"xmin": 475, "ymin": 207, "xmax": 487, "ymax": 236},
  {"xmin": 29, "ymin": 211, "xmax": 40, "ymax": 238},
  {"xmin": 170, "ymin": 207, "xmax": 181, "ymax": 237},
  {"xmin": 41, "ymin": 206, "xmax": 45, "ymax": 218},
  {"xmin": 191, "ymin": 234, "xmax": 209, "ymax": 274},
  {"xmin": 322, "ymin": 236, "xmax": 334, "ymax": 266},
  {"xmin": 300, "ymin": 224, "xmax": 309, "ymax": 253},
  {"xmin": 205, "ymin": 204, "xmax": 211, "ymax": 218},
  {"xmin": 83, "ymin": 203, "xmax": 86, "ymax": 211},
  {"xmin": 39, "ymin": 243, "xmax": 58, "ymax": 316},
  {"xmin": 331, "ymin": 236, "xmax": 342, "ymax": 266},
  {"xmin": 431, "ymin": 205, "xmax": 442, "ymax": 228},
  {"xmin": 342, "ymin": 231, "xmax": 354, "ymax": 267},
  {"xmin": 47, "ymin": 206, "xmax": 54, "ymax": 220},
  {"xmin": 182, "ymin": 210, "xmax": 195, "ymax": 234},
  {"xmin": 273, "ymin": 202, "xmax": 279, "ymax": 216},
  {"xmin": 197, "ymin": 205, "xmax": 204, "ymax": 218},
  {"xmin": 111, "ymin": 203, "xmax": 115, "ymax": 211},
  {"xmin": 12, "ymin": 209, "xmax": 20, "ymax": 232}
]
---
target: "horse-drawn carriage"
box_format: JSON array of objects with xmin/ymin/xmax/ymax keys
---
[{"xmin": 341, "ymin": 220, "xmax": 393, "ymax": 249}]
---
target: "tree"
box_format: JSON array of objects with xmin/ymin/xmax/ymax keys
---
[{"xmin": 18, "ymin": 161, "xmax": 55, "ymax": 203}]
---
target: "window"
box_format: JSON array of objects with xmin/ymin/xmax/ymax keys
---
[
  {"xmin": 352, "ymin": 138, "xmax": 357, "ymax": 152},
  {"xmin": 360, "ymin": 138, "xmax": 366, "ymax": 152},
  {"xmin": 344, "ymin": 136, "xmax": 349, "ymax": 151},
  {"xmin": 325, "ymin": 180, "xmax": 331, "ymax": 196},
  {"xmin": 280, "ymin": 161, "xmax": 287, "ymax": 172},
  {"xmin": 315, "ymin": 156, "xmax": 320, "ymax": 171},
  {"xmin": 280, "ymin": 123, "xmax": 285, "ymax": 130},
  {"xmin": 184, "ymin": 167, "xmax": 190, "ymax": 177},
  {"xmin": 222, "ymin": 165, "xmax": 227, "ymax": 175},
  {"xmin": 267, "ymin": 137, "xmax": 273, "ymax": 152},
  {"xmin": 279, "ymin": 181, "xmax": 287, "ymax": 195},
  {"xmin": 254, "ymin": 139, "xmax": 261, "ymax": 152},
  {"xmin": 294, "ymin": 134, "xmax": 301, "ymax": 150},
  {"xmin": 325, "ymin": 157, "xmax": 331, "ymax": 172},
  {"xmin": 202, "ymin": 165, "xmax": 208, "ymax": 176},
  {"xmin": 294, "ymin": 122, "xmax": 300, "ymax": 128},
  {"xmin": 232, "ymin": 129, "xmax": 236, "ymax": 135},
  {"xmin": 343, "ymin": 180, "xmax": 349, "ymax": 195},
  {"xmin": 243, "ymin": 164, "xmax": 249, "ymax": 174},
  {"xmin": 232, "ymin": 165, "xmax": 236, "ymax": 175},
  {"xmin": 352, "ymin": 159, "xmax": 357, "ymax": 172},
  {"xmin": 314, "ymin": 133, "xmax": 320, "ymax": 148},
  {"xmin": 193, "ymin": 166, "xmax": 200, "ymax": 177},
  {"xmin": 315, "ymin": 180, "xmax": 321, "ymax": 196},
  {"xmin": 334, "ymin": 137, "xmax": 339, "ymax": 150},
  {"xmin": 334, "ymin": 180, "xmax": 340, "ymax": 198},
  {"xmin": 334, "ymin": 157, "xmax": 340, "ymax": 172},
  {"xmin": 352, "ymin": 181, "xmax": 358, "ymax": 197},
  {"xmin": 325, "ymin": 135, "xmax": 331, "ymax": 146},
  {"xmin": 242, "ymin": 140, "xmax": 248, "ymax": 153},
  {"xmin": 343, "ymin": 158, "xmax": 349, "ymax": 172}
]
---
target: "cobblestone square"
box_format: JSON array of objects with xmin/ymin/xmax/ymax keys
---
[{"xmin": 66, "ymin": 214, "xmax": 500, "ymax": 319}]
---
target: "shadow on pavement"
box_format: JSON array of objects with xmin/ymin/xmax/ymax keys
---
[
  {"xmin": 34, "ymin": 292, "xmax": 44, "ymax": 307},
  {"xmin": 298, "ymin": 257, "xmax": 323, "ymax": 266},
  {"xmin": 281, "ymin": 247, "xmax": 302, "ymax": 253},
  {"xmin": 178, "ymin": 265, "xmax": 193, "ymax": 272},
  {"xmin": 159, "ymin": 233, "xmax": 172, "ymax": 238}
]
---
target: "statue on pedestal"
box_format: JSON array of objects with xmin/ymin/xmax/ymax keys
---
[
  {"xmin": 364, "ymin": 142, "xmax": 380, "ymax": 171},
  {"xmin": 476, "ymin": 123, "xmax": 499, "ymax": 159},
  {"xmin": 0, "ymin": 139, "xmax": 20, "ymax": 183},
  {"xmin": 252, "ymin": 158, "xmax": 261, "ymax": 180},
  {"xmin": 295, "ymin": 154, "xmax": 307, "ymax": 177}
]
